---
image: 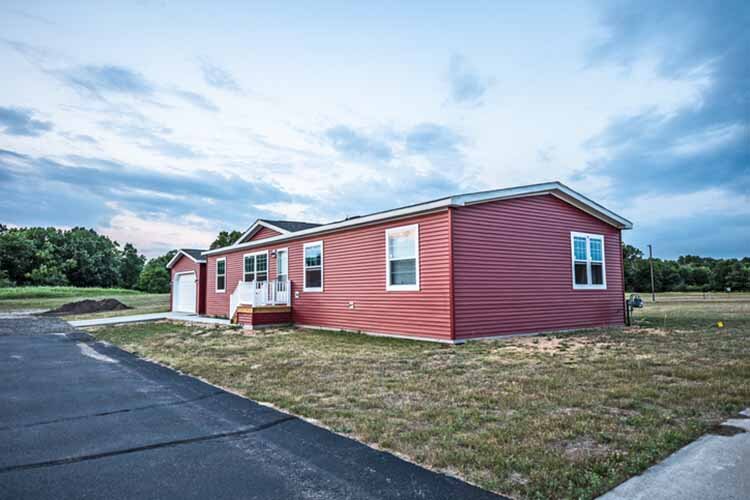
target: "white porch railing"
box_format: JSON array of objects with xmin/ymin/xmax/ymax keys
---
[{"xmin": 230, "ymin": 279, "xmax": 291, "ymax": 320}]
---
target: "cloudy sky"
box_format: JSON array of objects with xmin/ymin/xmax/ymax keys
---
[{"xmin": 1, "ymin": 1, "xmax": 747, "ymax": 258}]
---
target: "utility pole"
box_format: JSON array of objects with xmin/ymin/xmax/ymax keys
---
[{"xmin": 648, "ymin": 244, "xmax": 655, "ymax": 302}]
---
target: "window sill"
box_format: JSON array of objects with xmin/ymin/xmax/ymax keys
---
[
  {"xmin": 387, "ymin": 285, "xmax": 420, "ymax": 292},
  {"xmin": 303, "ymin": 288, "xmax": 323, "ymax": 293},
  {"xmin": 215, "ymin": 290, "xmax": 226, "ymax": 294},
  {"xmin": 572, "ymin": 285, "xmax": 607, "ymax": 290}
]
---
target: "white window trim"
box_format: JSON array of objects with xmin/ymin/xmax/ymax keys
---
[
  {"xmin": 570, "ymin": 231, "xmax": 606, "ymax": 290},
  {"xmin": 303, "ymin": 241, "xmax": 323, "ymax": 292},
  {"xmin": 242, "ymin": 250, "xmax": 269, "ymax": 282},
  {"xmin": 276, "ymin": 247, "xmax": 289, "ymax": 280},
  {"xmin": 215, "ymin": 257, "xmax": 226, "ymax": 293},
  {"xmin": 385, "ymin": 224, "xmax": 420, "ymax": 292}
]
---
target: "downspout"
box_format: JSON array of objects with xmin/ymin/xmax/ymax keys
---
[{"xmin": 620, "ymin": 230, "xmax": 627, "ymax": 326}]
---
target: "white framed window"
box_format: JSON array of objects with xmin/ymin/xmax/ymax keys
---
[
  {"xmin": 571, "ymin": 232, "xmax": 606, "ymax": 290},
  {"xmin": 276, "ymin": 248, "xmax": 288, "ymax": 282},
  {"xmin": 303, "ymin": 241, "xmax": 323, "ymax": 292},
  {"xmin": 386, "ymin": 224, "xmax": 419, "ymax": 291},
  {"xmin": 215, "ymin": 257, "xmax": 226, "ymax": 293},
  {"xmin": 243, "ymin": 251, "xmax": 268, "ymax": 282}
]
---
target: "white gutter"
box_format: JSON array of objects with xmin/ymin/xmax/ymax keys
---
[{"xmin": 203, "ymin": 182, "xmax": 633, "ymax": 257}]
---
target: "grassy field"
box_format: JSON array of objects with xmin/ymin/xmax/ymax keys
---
[
  {"xmin": 0, "ymin": 286, "xmax": 169, "ymax": 318},
  {"xmin": 87, "ymin": 295, "xmax": 750, "ymax": 499}
]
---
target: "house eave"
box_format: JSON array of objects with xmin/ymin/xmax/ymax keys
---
[
  {"xmin": 166, "ymin": 250, "xmax": 207, "ymax": 269},
  {"xmin": 203, "ymin": 181, "xmax": 632, "ymax": 257},
  {"xmin": 232, "ymin": 220, "xmax": 292, "ymax": 246}
]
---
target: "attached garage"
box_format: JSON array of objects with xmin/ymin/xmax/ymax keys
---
[
  {"xmin": 172, "ymin": 272, "xmax": 197, "ymax": 313},
  {"xmin": 166, "ymin": 249, "xmax": 207, "ymax": 315}
]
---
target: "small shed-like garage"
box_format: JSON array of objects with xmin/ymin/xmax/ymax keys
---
[{"xmin": 166, "ymin": 249, "xmax": 207, "ymax": 315}]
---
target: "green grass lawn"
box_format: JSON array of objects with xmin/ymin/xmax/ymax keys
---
[
  {"xmin": 87, "ymin": 298, "xmax": 750, "ymax": 500},
  {"xmin": 0, "ymin": 286, "xmax": 169, "ymax": 318}
]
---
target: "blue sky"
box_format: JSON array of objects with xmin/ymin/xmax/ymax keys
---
[{"xmin": 0, "ymin": 1, "xmax": 747, "ymax": 258}]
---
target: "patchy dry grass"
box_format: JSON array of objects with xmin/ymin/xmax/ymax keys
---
[{"xmin": 89, "ymin": 299, "xmax": 750, "ymax": 500}]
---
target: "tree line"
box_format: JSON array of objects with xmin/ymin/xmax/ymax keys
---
[
  {"xmin": 623, "ymin": 244, "xmax": 750, "ymax": 292},
  {"xmin": 1, "ymin": 226, "xmax": 747, "ymax": 293},
  {"xmin": 0, "ymin": 225, "xmax": 239, "ymax": 293}
]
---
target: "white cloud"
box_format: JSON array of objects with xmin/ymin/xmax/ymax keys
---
[
  {"xmin": 623, "ymin": 189, "xmax": 750, "ymax": 228},
  {"xmin": 99, "ymin": 206, "xmax": 215, "ymax": 257}
]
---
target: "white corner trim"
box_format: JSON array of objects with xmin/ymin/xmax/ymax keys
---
[
  {"xmin": 302, "ymin": 240, "xmax": 323, "ymax": 292},
  {"xmin": 385, "ymin": 224, "xmax": 420, "ymax": 292}
]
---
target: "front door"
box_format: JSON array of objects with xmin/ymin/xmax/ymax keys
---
[
  {"xmin": 276, "ymin": 249, "xmax": 288, "ymax": 282},
  {"xmin": 275, "ymin": 249, "xmax": 289, "ymax": 303}
]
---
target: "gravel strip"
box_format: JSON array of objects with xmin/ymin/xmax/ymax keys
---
[{"xmin": 0, "ymin": 316, "xmax": 82, "ymax": 337}]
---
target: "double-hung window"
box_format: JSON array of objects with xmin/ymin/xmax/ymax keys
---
[
  {"xmin": 386, "ymin": 224, "xmax": 419, "ymax": 291},
  {"xmin": 216, "ymin": 258, "xmax": 226, "ymax": 292},
  {"xmin": 571, "ymin": 232, "xmax": 606, "ymax": 289},
  {"xmin": 243, "ymin": 251, "xmax": 268, "ymax": 282},
  {"xmin": 303, "ymin": 241, "xmax": 323, "ymax": 292}
]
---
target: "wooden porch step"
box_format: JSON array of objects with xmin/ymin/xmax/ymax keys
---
[{"xmin": 232, "ymin": 305, "xmax": 292, "ymax": 327}]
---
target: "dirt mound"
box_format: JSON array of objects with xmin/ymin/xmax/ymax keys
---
[{"xmin": 43, "ymin": 299, "xmax": 132, "ymax": 316}]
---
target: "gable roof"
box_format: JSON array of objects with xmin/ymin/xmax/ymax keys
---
[
  {"xmin": 259, "ymin": 219, "xmax": 322, "ymax": 232},
  {"xmin": 233, "ymin": 219, "xmax": 322, "ymax": 245},
  {"xmin": 166, "ymin": 248, "xmax": 207, "ymax": 269},
  {"xmin": 205, "ymin": 182, "xmax": 633, "ymax": 257}
]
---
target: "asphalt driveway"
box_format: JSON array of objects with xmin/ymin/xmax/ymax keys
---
[{"xmin": 0, "ymin": 316, "xmax": 504, "ymax": 500}]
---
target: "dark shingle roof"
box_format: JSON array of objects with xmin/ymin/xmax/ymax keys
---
[
  {"xmin": 260, "ymin": 219, "xmax": 322, "ymax": 232},
  {"xmin": 181, "ymin": 249, "xmax": 207, "ymax": 261}
]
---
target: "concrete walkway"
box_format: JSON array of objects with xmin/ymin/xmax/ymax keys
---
[
  {"xmin": 599, "ymin": 409, "xmax": 750, "ymax": 500},
  {"xmin": 69, "ymin": 312, "xmax": 231, "ymax": 328}
]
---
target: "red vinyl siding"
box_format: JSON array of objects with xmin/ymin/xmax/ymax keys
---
[
  {"xmin": 206, "ymin": 210, "xmax": 452, "ymax": 340},
  {"xmin": 247, "ymin": 226, "xmax": 282, "ymax": 242},
  {"xmin": 451, "ymin": 194, "xmax": 625, "ymax": 339},
  {"xmin": 170, "ymin": 255, "xmax": 206, "ymax": 314}
]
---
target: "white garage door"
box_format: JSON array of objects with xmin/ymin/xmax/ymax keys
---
[{"xmin": 173, "ymin": 272, "xmax": 197, "ymax": 314}]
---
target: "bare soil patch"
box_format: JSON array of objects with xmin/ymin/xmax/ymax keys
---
[{"xmin": 43, "ymin": 298, "xmax": 132, "ymax": 316}]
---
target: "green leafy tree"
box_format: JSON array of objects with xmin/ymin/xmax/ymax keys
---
[
  {"xmin": 0, "ymin": 230, "xmax": 37, "ymax": 284},
  {"xmin": 0, "ymin": 269, "xmax": 12, "ymax": 288},
  {"xmin": 0, "ymin": 226, "xmax": 146, "ymax": 288},
  {"xmin": 622, "ymin": 244, "xmax": 643, "ymax": 291},
  {"xmin": 209, "ymin": 230, "xmax": 242, "ymax": 249},
  {"xmin": 62, "ymin": 228, "xmax": 121, "ymax": 287},
  {"xmin": 28, "ymin": 263, "xmax": 69, "ymax": 286},
  {"xmin": 119, "ymin": 243, "xmax": 145, "ymax": 289},
  {"xmin": 137, "ymin": 251, "xmax": 176, "ymax": 293}
]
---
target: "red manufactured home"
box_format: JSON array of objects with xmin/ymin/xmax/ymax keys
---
[{"xmin": 168, "ymin": 182, "xmax": 632, "ymax": 343}]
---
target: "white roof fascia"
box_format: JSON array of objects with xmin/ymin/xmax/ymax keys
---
[
  {"xmin": 204, "ymin": 182, "xmax": 632, "ymax": 257},
  {"xmin": 453, "ymin": 182, "xmax": 633, "ymax": 229},
  {"xmin": 204, "ymin": 199, "xmax": 450, "ymax": 256},
  {"xmin": 166, "ymin": 250, "xmax": 206, "ymax": 269},
  {"xmin": 232, "ymin": 220, "xmax": 292, "ymax": 246}
]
